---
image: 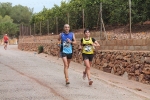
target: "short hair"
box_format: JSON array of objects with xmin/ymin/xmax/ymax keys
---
[
  {"xmin": 64, "ymin": 24, "xmax": 70, "ymax": 28},
  {"xmin": 84, "ymin": 29, "xmax": 89, "ymax": 34}
]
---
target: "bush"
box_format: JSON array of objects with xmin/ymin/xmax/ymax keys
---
[{"xmin": 38, "ymin": 46, "xmax": 44, "ymax": 54}]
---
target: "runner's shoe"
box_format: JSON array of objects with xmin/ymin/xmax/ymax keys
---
[
  {"xmin": 83, "ymin": 71, "xmax": 86, "ymax": 80},
  {"xmin": 66, "ymin": 78, "xmax": 70, "ymax": 85},
  {"xmin": 89, "ymin": 79, "xmax": 93, "ymax": 85},
  {"xmin": 66, "ymin": 81, "xmax": 70, "ymax": 85}
]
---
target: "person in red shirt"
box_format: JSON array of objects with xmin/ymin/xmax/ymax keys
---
[{"xmin": 3, "ymin": 34, "xmax": 9, "ymax": 50}]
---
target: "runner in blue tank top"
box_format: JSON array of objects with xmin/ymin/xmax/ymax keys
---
[{"xmin": 58, "ymin": 24, "xmax": 76, "ymax": 85}]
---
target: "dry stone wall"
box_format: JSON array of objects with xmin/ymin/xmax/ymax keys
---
[
  {"xmin": 0, "ymin": 38, "xmax": 18, "ymax": 45},
  {"xmin": 18, "ymin": 42, "xmax": 150, "ymax": 85},
  {"xmin": 19, "ymin": 35, "xmax": 150, "ymax": 51},
  {"xmin": 99, "ymin": 39, "xmax": 150, "ymax": 51}
]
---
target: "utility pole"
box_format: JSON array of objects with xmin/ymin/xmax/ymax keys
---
[
  {"xmin": 47, "ymin": 20, "xmax": 49, "ymax": 35},
  {"xmin": 21, "ymin": 24, "xmax": 23, "ymax": 42},
  {"xmin": 22, "ymin": 24, "xmax": 23, "ymax": 37},
  {"xmin": 56, "ymin": 17, "xmax": 58, "ymax": 34},
  {"xmin": 19, "ymin": 24, "xmax": 21, "ymax": 37},
  {"xmin": 83, "ymin": 9, "xmax": 85, "ymax": 30},
  {"xmin": 67, "ymin": 13, "xmax": 70, "ymax": 24},
  {"xmin": 40, "ymin": 21, "xmax": 42, "ymax": 35},
  {"xmin": 26, "ymin": 26, "xmax": 28, "ymax": 36},
  {"xmin": 34, "ymin": 23, "xmax": 35, "ymax": 35},
  {"xmin": 30, "ymin": 25, "xmax": 31, "ymax": 35},
  {"xmin": 129, "ymin": 0, "xmax": 132, "ymax": 39},
  {"xmin": 100, "ymin": 3, "xmax": 102, "ymax": 40}
]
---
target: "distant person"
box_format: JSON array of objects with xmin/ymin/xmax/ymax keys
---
[
  {"xmin": 58, "ymin": 24, "xmax": 76, "ymax": 85},
  {"xmin": 79, "ymin": 29, "xmax": 100, "ymax": 85},
  {"xmin": 3, "ymin": 34, "xmax": 9, "ymax": 50}
]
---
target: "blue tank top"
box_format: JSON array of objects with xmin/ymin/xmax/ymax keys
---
[{"xmin": 61, "ymin": 32, "xmax": 73, "ymax": 54}]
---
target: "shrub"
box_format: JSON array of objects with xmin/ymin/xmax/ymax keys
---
[{"xmin": 38, "ymin": 45, "xmax": 44, "ymax": 54}]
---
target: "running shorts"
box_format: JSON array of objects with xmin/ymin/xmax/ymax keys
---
[
  {"xmin": 61, "ymin": 53, "xmax": 72, "ymax": 59},
  {"xmin": 4, "ymin": 41, "xmax": 8, "ymax": 44},
  {"xmin": 82, "ymin": 54, "xmax": 94, "ymax": 61}
]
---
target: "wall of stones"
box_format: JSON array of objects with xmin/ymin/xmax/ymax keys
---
[
  {"xmin": 18, "ymin": 42, "xmax": 150, "ymax": 85},
  {"xmin": 99, "ymin": 39, "xmax": 150, "ymax": 51},
  {"xmin": 0, "ymin": 38, "xmax": 18, "ymax": 45},
  {"xmin": 19, "ymin": 34, "xmax": 150, "ymax": 51}
]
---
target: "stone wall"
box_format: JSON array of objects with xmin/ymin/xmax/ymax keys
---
[
  {"xmin": 19, "ymin": 35, "xmax": 150, "ymax": 51},
  {"xmin": 0, "ymin": 38, "xmax": 18, "ymax": 45},
  {"xmin": 99, "ymin": 39, "xmax": 150, "ymax": 51},
  {"xmin": 18, "ymin": 43, "xmax": 150, "ymax": 85}
]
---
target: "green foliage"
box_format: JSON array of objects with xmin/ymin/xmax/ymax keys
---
[
  {"xmin": 0, "ymin": 15, "xmax": 18, "ymax": 37},
  {"xmin": 10, "ymin": 5, "xmax": 33, "ymax": 24},
  {"xmin": 30, "ymin": 0, "xmax": 150, "ymax": 32},
  {"xmin": 0, "ymin": 2, "xmax": 12, "ymax": 17},
  {"xmin": 0, "ymin": 2, "xmax": 33, "ymax": 25},
  {"xmin": 38, "ymin": 46, "xmax": 44, "ymax": 54},
  {"xmin": 0, "ymin": 2, "xmax": 33, "ymax": 37}
]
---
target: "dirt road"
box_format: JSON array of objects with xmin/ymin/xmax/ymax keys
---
[{"xmin": 0, "ymin": 45, "xmax": 149, "ymax": 100}]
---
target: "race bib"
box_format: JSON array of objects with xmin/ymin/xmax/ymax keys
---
[
  {"xmin": 63, "ymin": 41, "xmax": 71, "ymax": 48},
  {"xmin": 84, "ymin": 45, "xmax": 92, "ymax": 52}
]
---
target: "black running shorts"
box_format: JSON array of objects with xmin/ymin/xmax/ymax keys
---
[
  {"xmin": 4, "ymin": 41, "xmax": 8, "ymax": 44},
  {"xmin": 82, "ymin": 54, "xmax": 94, "ymax": 61},
  {"xmin": 61, "ymin": 53, "xmax": 72, "ymax": 59}
]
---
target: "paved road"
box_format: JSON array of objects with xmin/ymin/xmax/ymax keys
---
[{"xmin": 0, "ymin": 45, "xmax": 148, "ymax": 100}]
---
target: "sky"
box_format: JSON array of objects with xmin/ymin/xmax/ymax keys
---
[{"xmin": 0, "ymin": 0, "xmax": 63, "ymax": 13}]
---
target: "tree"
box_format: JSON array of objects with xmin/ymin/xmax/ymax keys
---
[
  {"xmin": 0, "ymin": 15, "xmax": 18, "ymax": 37},
  {"xmin": 10, "ymin": 5, "xmax": 33, "ymax": 24},
  {"xmin": 0, "ymin": 2, "xmax": 33, "ymax": 37},
  {"xmin": 30, "ymin": 0, "xmax": 150, "ymax": 32},
  {"xmin": 0, "ymin": 2, "xmax": 12, "ymax": 17}
]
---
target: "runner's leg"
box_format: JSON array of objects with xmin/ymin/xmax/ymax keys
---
[
  {"xmin": 84, "ymin": 59, "xmax": 91, "ymax": 81},
  {"xmin": 4, "ymin": 43, "xmax": 6, "ymax": 50},
  {"xmin": 67, "ymin": 59, "xmax": 71, "ymax": 68},
  {"xmin": 5, "ymin": 43, "xmax": 7, "ymax": 50},
  {"xmin": 88, "ymin": 55, "xmax": 94, "ymax": 85},
  {"xmin": 66, "ymin": 53, "xmax": 72, "ymax": 69},
  {"xmin": 84, "ymin": 55, "xmax": 93, "ymax": 85},
  {"xmin": 89, "ymin": 61, "xmax": 92, "ymax": 67},
  {"xmin": 62, "ymin": 57, "xmax": 69, "ymax": 83}
]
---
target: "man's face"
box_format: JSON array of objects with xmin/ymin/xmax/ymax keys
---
[{"xmin": 64, "ymin": 25, "xmax": 70, "ymax": 33}]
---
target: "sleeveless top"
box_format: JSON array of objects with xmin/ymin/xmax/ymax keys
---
[
  {"xmin": 82, "ymin": 37, "xmax": 94, "ymax": 54},
  {"xmin": 4, "ymin": 36, "xmax": 8, "ymax": 42},
  {"xmin": 60, "ymin": 32, "xmax": 73, "ymax": 54}
]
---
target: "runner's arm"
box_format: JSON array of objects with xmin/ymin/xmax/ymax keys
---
[
  {"xmin": 92, "ymin": 38, "xmax": 100, "ymax": 47},
  {"xmin": 78, "ymin": 39, "xmax": 83, "ymax": 50},
  {"xmin": 93, "ymin": 41, "xmax": 100, "ymax": 46},
  {"xmin": 68, "ymin": 33, "xmax": 77, "ymax": 44},
  {"xmin": 58, "ymin": 33, "xmax": 61, "ymax": 41},
  {"xmin": 72, "ymin": 34, "xmax": 77, "ymax": 44}
]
